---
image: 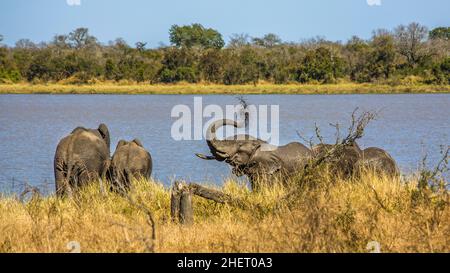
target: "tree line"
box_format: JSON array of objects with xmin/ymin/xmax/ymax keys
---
[{"xmin": 0, "ymin": 23, "xmax": 449, "ymax": 85}]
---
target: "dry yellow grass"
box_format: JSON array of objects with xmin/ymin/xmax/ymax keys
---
[
  {"xmin": 0, "ymin": 171, "xmax": 448, "ymax": 253},
  {"xmin": 0, "ymin": 82, "xmax": 449, "ymax": 94}
]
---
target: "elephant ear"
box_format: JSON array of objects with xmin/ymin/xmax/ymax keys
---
[
  {"xmin": 132, "ymin": 138, "xmax": 144, "ymax": 147},
  {"xmin": 115, "ymin": 140, "xmax": 127, "ymax": 150},
  {"xmin": 238, "ymin": 141, "xmax": 261, "ymax": 156},
  {"xmin": 98, "ymin": 123, "xmax": 110, "ymax": 149}
]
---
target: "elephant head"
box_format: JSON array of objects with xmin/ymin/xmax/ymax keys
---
[
  {"xmin": 114, "ymin": 138, "xmax": 144, "ymax": 151},
  {"xmin": 196, "ymin": 119, "xmax": 265, "ymax": 162},
  {"xmin": 230, "ymin": 141, "xmax": 313, "ymax": 190},
  {"xmin": 109, "ymin": 138, "xmax": 153, "ymax": 191},
  {"xmin": 71, "ymin": 123, "xmax": 110, "ymax": 150}
]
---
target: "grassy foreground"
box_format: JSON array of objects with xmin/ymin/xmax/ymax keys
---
[
  {"xmin": 0, "ymin": 82, "xmax": 449, "ymax": 95},
  {"xmin": 0, "ymin": 171, "xmax": 448, "ymax": 253}
]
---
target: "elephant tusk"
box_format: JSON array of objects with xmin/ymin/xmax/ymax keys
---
[{"xmin": 195, "ymin": 153, "xmax": 217, "ymax": 160}]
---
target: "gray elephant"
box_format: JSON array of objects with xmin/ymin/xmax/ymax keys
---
[
  {"xmin": 311, "ymin": 143, "xmax": 399, "ymax": 178},
  {"xmin": 355, "ymin": 147, "xmax": 399, "ymax": 177},
  {"xmin": 311, "ymin": 142, "xmax": 362, "ymax": 178},
  {"xmin": 233, "ymin": 141, "xmax": 312, "ymax": 189},
  {"xmin": 197, "ymin": 119, "xmax": 312, "ymax": 190},
  {"xmin": 109, "ymin": 139, "xmax": 152, "ymax": 190},
  {"xmin": 54, "ymin": 124, "xmax": 111, "ymax": 197},
  {"xmin": 196, "ymin": 119, "xmax": 267, "ymax": 162}
]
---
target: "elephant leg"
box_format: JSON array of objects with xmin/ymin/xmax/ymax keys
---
[
  {"xmin": 98, "ymin": 160, "xmax": 110, "ymax": 195},
  {"xmin": 77, "ymin": 168, "xmax": 91, "ymax": 189},
  {"xmin": 54, "ymin": 164, "xmax": 66, "ymax": 197},
  {"xmin": 110, "ymin": 168, "xmax": 126, "ymax": 193},
  {"xmin": 54, "ymin": 160, "xmax": 74, "ymax": 197},
  {"xmin": 123, "ymin": 169, "xmax": 132, "ymax": 191}
]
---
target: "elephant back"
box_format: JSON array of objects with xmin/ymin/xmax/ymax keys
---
[
  {"xmin": 357, "ymin": 147, "xmax": 399, "ymax": 177},
  {"xmin": 111, "ymin": 141, "xmax": 152, "ymax": 178},
  {"xmin": 311, "ymin": 143, "xmax": 361, "ymax": 177}
]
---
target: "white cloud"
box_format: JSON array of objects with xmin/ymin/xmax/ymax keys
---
[
  {"xmin": 66, "ymin": 0, "xmax": 81, "ymax": 6},
  {"xmin": 367, "ymin": 0, "xmax": 382, "ymax": 6}
]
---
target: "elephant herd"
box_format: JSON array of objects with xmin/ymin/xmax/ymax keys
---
[
  {"xmin": 196, "ymin": 119, "xmax": 399, "ymax": 190},
  {"xmin": 53, "ymin": 124, "xmax": 152, "ymax": 196},
  {"xmin": 54, "ymin": 119, "xmax": 398, "ymax": 196}
]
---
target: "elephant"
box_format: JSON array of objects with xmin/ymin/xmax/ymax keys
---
[
  {"xmin": 197, "ymin": 119, "xmax": 312, "ymax": 190},
  {"xmin": 108, "ymin": 139, "xmax": 153, "ymax": 191},
  {"xmin": 311, "ymin": 143, "xmax": 399, "ymax": 178},
  {"xmin": 232, "ymin": 141, "xmax": 313, "ymax": 189},
  {"xmin": 196, "ymin": 119, "xmax": 267, "ymax": 162},
  {"xmin": 355, "ymin": 147, "xmax": 399, "ymax": 177},
  {"xmin": 310, "ymin": 142, "xmax": 362, "ymax": 178},
  {"xmin": 54, "ymin": 124, "xmax": 110, "ymax": 197}
]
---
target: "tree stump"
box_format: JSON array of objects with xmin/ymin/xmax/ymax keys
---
[
  {"xmin": 170, "ymin": 181, "xmax": 193, "ymax": 225},
  {"xmin": 180, "ymin": 188, "xmax": 193, "ymax": 225},
  {"xmin": 170, "ymin": 182, "xmax": 181, "ymax": 221}
]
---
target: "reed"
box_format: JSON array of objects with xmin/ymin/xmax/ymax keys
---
[{"xmin": 0, "ymin": 169, "xmax": 448, "ymax": 253}]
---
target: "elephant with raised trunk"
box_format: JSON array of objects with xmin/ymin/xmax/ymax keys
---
[
  {"xmin": 233, "ymin": 141, "xmax": 312, "ymax": 189},
  {"xmin": 54, "ymin": 124, "xmax": 111, "ymax": 197},
  {"xmin": 109, "ymin": 139, "xmax": 153, "ymax": 191},
  {"xmin": 196, "ymin": 119, "xmax": 267, "ymax": 162},
  {"xmin": 197, "ymin": 119, "xmax": 312, "ymax": 190}
]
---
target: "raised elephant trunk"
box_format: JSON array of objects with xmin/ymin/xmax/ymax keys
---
[
  {"xmin": 206, "ymin": 119, "xmax": 243, "ymax": 160},
  {"xmin": 206, "ymin": 119, "xmax": 240, "ymax": 141}
]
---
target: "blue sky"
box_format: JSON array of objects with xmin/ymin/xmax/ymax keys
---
[{"xmin": 0, "ymin": 0, "xmax": 449, "ymax": 47}]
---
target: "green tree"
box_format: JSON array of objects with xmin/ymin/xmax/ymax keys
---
[
  {"xmin": 367, "ymin": 30, "xmax": 397, "ymax": 80},
  {"xmin": 429, "ymin": 27, "xmax": 450, "ymax": 40},
  {"xmin": 158, "ymin": 47, "xmax": 199, "ymax": 83},
  {"xmin": 26, "ymin": 49, "xmax": 53, "ymax": 81},
  {"xmin": 169, "ymin": 23, "xmax": 224, "ymax": 49},
  {"xmin": 296, "ymin": 47, "xmax": 343, "ymax": 83},
  {"xmin": 0, "ymin": 23, "xmax": 447, "ymax": 86},
  {"xmin": 199, "ymin": 49, "xmax": 224, "ymax": 83},
  {"xmin": 344, "ymin": 36, "xmax": 371, "ymax": 82},
  {"xmin": 431, "ymin": 57, "xmax": 450, "ymax": 84},
  {"xmin": 104, "ymin": 58, "xmax": 117, "ymax": 80},
  {"xmin": 0, "ymin": 46, "xmax": 22, "ymax": 83}
]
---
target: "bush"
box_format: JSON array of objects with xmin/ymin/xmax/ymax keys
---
[
  {"xmin": 0, "ymin": 68, "xmax": 21, "ymax": 83},
  {"xmin": 400, "ymin": 75, "xmax": 425, "ymax": 86},
  {"xmin": 295, "ymin": 47, "xmax": 343, "ymax": 84},
  {"xmin": 59, "ymin": 71, "xmax": 91, "ymax": 85},
  {"xmin": 431, "ymin": 57, "xmax": 450, "ymax": 84},
  {"xmin": 175, "ymin": 66, "xmax": 199, "ymax": 83}
]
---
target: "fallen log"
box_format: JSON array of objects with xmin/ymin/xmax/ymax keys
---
[
  {"xmin": 189, "ymin": 183, "xmax": 249, "ymax": 209},
  {"xmin": 170, "ymin": 181, "xmax": 251, "ymax": 225}
]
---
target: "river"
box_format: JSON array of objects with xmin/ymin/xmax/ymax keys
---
[{"xmin": 0, "ymin": 94, "xmax": 449, "ymax": 194}]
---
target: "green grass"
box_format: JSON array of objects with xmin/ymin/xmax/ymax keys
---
[{"xmin": 0, "ymin": 82, "xmax": 449, "ymax": 95}]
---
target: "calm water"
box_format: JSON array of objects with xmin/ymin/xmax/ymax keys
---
[{"xmin": 0, "ymin": 94, "xmax": 449, "ymax": 193}]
